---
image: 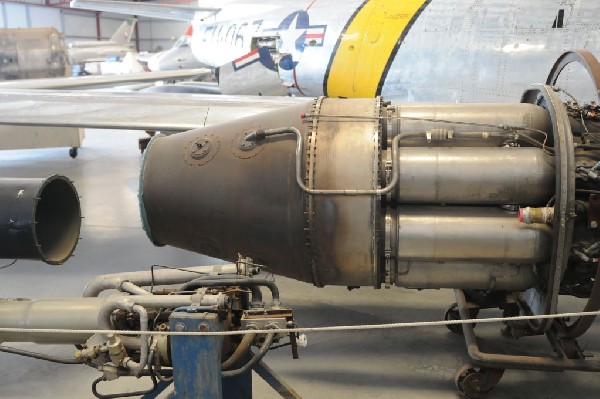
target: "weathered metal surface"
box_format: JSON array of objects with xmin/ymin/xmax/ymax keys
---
[
  {"xmin": 454, "ymin": 289, "xmax": 600, "ymax": 372},
  {"xmin": 395, "ymin": 262, "xmax": 538, "ymax": 291},
  {"xmin": 0, "ymin": 175, "xmax": 80, "ymax": 265},
  {"xmin": 0, "ymin": 28, "xmax": 69, "ymax": 80},
  {"xmin": 388, "ymin": 103, "xmax": 552, "ymax": 147},
  {"xmin": 169, "ymin": 312, "xmax": 225, "ymax": 399},
  {"xmin": 140, "ymin": 103, "xmax": 313, "ymax": 284},
  {"xmin": 396, "ymin": 147, "xmax": 554, "ymax": 204},
  {"xmin": 140, "ymin": 97, "xmax": 564, "ymax": 289},
  {"xmin": 0, "ymin": 90, "xmax": 308, "ymax": 131},
  {"xmin": 522, "ymin": 85, "xmax": 576, "ymax": 333},
  {"xmin": 393, "ymin": 206, "xmax": 552, "ymax": 263},
  {"xmin": 307, "ymin": 97, "xmax": 381, "ymax": 286},
  {"xmin": 546, "ymin": 49, "xmax": 600, "ymax": 101},
  {"xmin": 0, "ymin": 297, "xmax": 105, "ymax": 344},
  {"xmin": 254, "ymin": 361, "xmax": 303, "ymax": 399}
]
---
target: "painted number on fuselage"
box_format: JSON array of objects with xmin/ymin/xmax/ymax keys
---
[{"xmin": 201, "ymin": 20, "xmax": 263, "ymax": 48}]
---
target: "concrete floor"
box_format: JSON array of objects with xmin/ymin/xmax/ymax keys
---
[{"xmin": 1, "ymin": 129, "xmax": 600, "ymax": 398}]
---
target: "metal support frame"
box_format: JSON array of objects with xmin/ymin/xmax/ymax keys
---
[
  {"xmin": 454, "ymin": 289, "xmax": 600, "ymax": 372},
  {"xmin": 521, "ymin": 84, "xmax": 576, "ymax": 333},
  {"xmin": 165, "ymin": 310, "xmax": 302, "ymax": 398},
  {"xmin": 167, "ymin": 311, "xmax": 253, "ymax": 399}
]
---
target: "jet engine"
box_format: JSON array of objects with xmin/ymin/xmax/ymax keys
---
[
  {"xmin": 140, "ymin": 96, "xmax": 587, "ymax": 295},
  {"xmin": 137, "ymin": 72, "xmax": 600, "ymax": 395},
  {"xmin": 3, "ymin": 50, "xmax": 600, "ymax": 399}
]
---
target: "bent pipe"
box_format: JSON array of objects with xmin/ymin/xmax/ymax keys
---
[
  {"xmin": 97, "ymin": 298, "xmax": 148, "ymax": 377},
  {"xmin": 221, "ymin": 332, "xmax": 257, "ymax": 371},
  {"xmin": 222, "ymin": 332, "xmax": 275, "ymax": 378},
  {"xmin": 179, "ymin": 278, "xmax": 281, "ymax": 307},
  {"xmin": 82, "ymin": 264, "xmax": 238, "ymax": 297},
  {"xmin": 0, "ymin": 175, "xmax": 81, "ymax": 265}
]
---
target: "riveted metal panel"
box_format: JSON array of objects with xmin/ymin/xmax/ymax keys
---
[{"xmin": 308, "ymin": 97, "xmax": 381, "ymax": 286}]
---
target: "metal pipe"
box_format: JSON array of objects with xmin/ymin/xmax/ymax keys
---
[
  {"xmin": 0, "ymin": 297, "xmax": 105, "ymax": 344},
  {"xmin": 82, "ymin": 264, "xmax": 238, "ymax": 297},
  {"xmin": 388, "ymin": 103, "xmax": 552, "ymax": 146},
  {"xmin": 131, "ymin": 294, "xmax": 225, "ymax": 309},
  {"xmin": 393, "ymin": 206, "xmax": 552, "ymax": 263},
  {"xmin": 395, "ymin": 147, "xmax": 555, "ymax": 204},
  {"xmin": 0, "ymin": 292, "xmax": 226, "ymax": 345},
  {"xmin": 394, "ymin": 262, "xmax": 538, "ymax": 291},
  {"xmin": 98, "ymin": 296, "xmax": 135, "ymax": 331},
  {"xmin": 97, "ymin": 298, "xmax": 148, "ymax": 376},
  {"xmin": 119, "ymin": 281, "xmax": 151, "ymax": 296},
  {"xmin": 180, "ymin": 278, "xmax": 280, "ymax": 307},
  {"xmin": 454, "ymin": 289, "xmax": 600, "ymax": 371},
  {"xmin": 125, "ymin": 304, "xmax": 149, "ymax": 376},
  {"xmin": 246, "ymin": 128, "xmax": 425, "ymax": 196},
  {"xmin": 0, "ymin": 345, "xmax": 84, "ymax": 364}
]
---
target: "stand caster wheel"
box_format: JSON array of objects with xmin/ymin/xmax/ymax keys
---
[
  {"xmin": 445, "ymin": 303, "xmax": 478, "ymax": 335},
  {"xmin": 455, "ymin": 364, "xmax": 504, "ymax": 399},
  {"xmin": 69, "ymin": 147, "xmax": 79, "ymax": 158}
]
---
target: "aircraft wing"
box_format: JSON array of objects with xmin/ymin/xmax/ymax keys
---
[
  {"xmin": 0, "ymin": 69, "xmax": 212, "ymax": 90},
  {"xmin": 0, "ymin": 90, "xmax": 308, "ymax": 131},
  {"xmin": 70, "ymin": 0, "xmax": 219, "ymax": 21}
]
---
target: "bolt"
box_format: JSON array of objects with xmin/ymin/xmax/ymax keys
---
[
  {"xmin": 198, "ymin": 323, "xmax": 210, "ymax": 332},
  {"xmin": 592, "ymin": 221, "xmax": 598, "ymax": 229},
  {"xmin": 174, "ymin": 322, "xmax": 186, "ymax": 332}
]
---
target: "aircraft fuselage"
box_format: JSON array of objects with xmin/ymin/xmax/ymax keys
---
[{"xmin": 190, "ymin": 0, "xmax": 600, "ymax": 102}]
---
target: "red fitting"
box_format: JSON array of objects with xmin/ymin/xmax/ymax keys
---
[
  {"xmin": 300, "ymin": 112, "xmax": 306, "ymax": 119},
  {"xmin": 518, "ymin": 208, "xmax": 524, "ymax": 223}
]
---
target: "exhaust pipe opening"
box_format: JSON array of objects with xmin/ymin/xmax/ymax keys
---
[
  {"xmin": 34, "ymin": 177, "xmax": 81, "ymax": 264},
  {"xmin": 0, "ymin": 175, "xmax": 81, "ymax": 265}
]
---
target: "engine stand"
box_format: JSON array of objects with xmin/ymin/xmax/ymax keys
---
[
  {"xmin": 452, "ymin": 289, "xmax": 600, "ymax": 398},
  {"xmin": 151, "ymin": 309, "xmax": 302, "ymax": 399}
]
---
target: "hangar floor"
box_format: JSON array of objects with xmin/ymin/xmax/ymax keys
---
[{"xmin": 1, "ymin": 129, "xmax": 600, "ymax": 399}]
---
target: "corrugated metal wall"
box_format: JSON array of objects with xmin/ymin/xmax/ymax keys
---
[
  {"xmin": 138, "ymin": 18, "xmax": 188, "ymax": 52},
  {"xmin": 0, "ymin": 0, "xmax": 188, "ymax": 51}
]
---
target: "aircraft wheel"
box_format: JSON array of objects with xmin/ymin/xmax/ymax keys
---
[
  {"xmin": 444, "ymin": 303, "xmax": 478, "ymax": 335},
  {"xmin": 69, "ymin": 147, "xmax": 78, "ymax": 158},
  {"xmin": 455, "ymin": 365, "xmax": 496, "ymax": 399}
]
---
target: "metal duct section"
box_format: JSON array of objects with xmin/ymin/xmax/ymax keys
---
[
  {"xmin": 0, "ymin": 297, "xmax": 105, "ymax": 344},
  {"xmin": 0, "ymin": 175, "xmax": 81, "ymax": 265},
  {"xmin": 140, "ymin": 97, "xmax": 556, "ymax": 290},
  {"xmin": 395, "ymin": 147, "xmax": 554, "ymax": 204}
]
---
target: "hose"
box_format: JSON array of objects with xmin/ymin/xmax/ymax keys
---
[
  {"xmin": 91, "ymin": 373, "xmax": 158, "ymax": 399},
  {"xmin": 222, "ymin": 332, "xmax": 275, "ymax": 378},
  {"xmin": 221, "ymin": 332, "xmax": 257, "ymax": 370},
  {"xmin": 0, "ymin": 345, "xmax": 84, "ymax": 364}
]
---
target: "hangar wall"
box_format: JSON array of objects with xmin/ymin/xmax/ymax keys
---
[{"xmin": 0, "ymin": 0, "xmax": 188, "ymax": 51}]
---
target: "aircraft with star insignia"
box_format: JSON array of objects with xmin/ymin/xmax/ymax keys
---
[{"xmin": 65, "ymin": 0, "xmax": 600, "ymax": 102}]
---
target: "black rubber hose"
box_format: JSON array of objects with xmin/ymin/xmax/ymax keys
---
[
  {"xmin": 577, "ymin": 144, "xmax": 600, "ymax": 150},
  {"xmin": 222, "ymin": 332, "xmax": 276, "ymax": 378},
  {"xmin": 221, "ymin": 332, "xmax": 257, "ymax": 370},
  {"xmin": 92, "ymin": 373, "xmax": 158, "ymax": 399},
  {"xmin": 0, "ymin": 345, "xmax": 84, "ymax": 364}
]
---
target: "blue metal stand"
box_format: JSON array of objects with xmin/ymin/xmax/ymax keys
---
[
  {"xmin": 169, "ymin": 312, "xmax": 223, "ymax": 399},
  {"xmin": 168, "ymin": 311, "xmax": 252, "ymax": 399}
]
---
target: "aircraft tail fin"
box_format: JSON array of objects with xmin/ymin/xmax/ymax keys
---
[{"xmin": 110, "ymin": 18, "xmax": 136, "ymax": 45}]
